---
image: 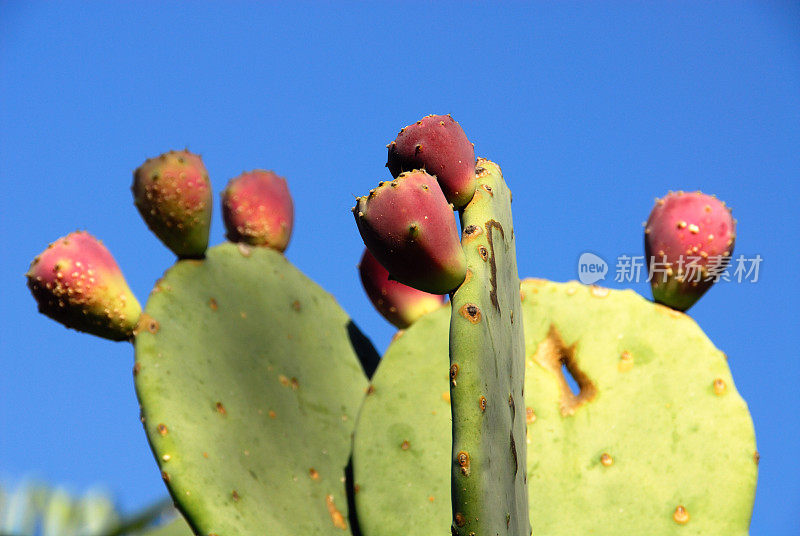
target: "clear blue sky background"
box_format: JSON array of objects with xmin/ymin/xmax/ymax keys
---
[{"xmin": 1, "ymin": 2, "xmax": 798, "ymax": 534}]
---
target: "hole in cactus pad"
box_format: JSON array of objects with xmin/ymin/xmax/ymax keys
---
[
  {"xmin": 561, "ymin": 362, "xmax": 581, "ymax": 396},
  {"xmin": 531, "ymin": 326, "xmax": 597, "ymax": 416}
]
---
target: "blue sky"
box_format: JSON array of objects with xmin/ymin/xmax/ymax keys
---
[{"xmin": 1, "ymin": 2, "xmax": 798, "ymax": 534}]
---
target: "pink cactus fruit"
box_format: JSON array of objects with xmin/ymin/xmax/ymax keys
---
[
  {"xmin": 386, "ymin": 114, "xmax": 477, "ymax": 209},
  {"xmin": 645, "ymin": 191, "xmax": 736, "ymax": 311},
  {"xmin": 221, "ymin": 170, "xmax": 294, "ymax": 252},
  {"xmin": 353, "ymin": 170, "xmax": 466, "ymax": 294},
  {"xmin": 26, "ymin": 231, "xmax": 142, "ymax": 341},
  {"xmin": 359, "ymin": 248, "xmax": 445, "ymax": 329},
  {"xmin": 132, "ymin": 150, "xmax": 212, "ymax": 258}
]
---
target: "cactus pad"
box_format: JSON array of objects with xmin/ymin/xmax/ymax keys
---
[
  {"xmin": 351, "ymin": 305, "xmax": 452, "ymax": 536},
  {"xmin": 134, "ymin": 243, "xmax": 374, "ymax": 535},
  {"xmin": 351, "ymin": 280, "xmax": 757, "ymax": 535}
]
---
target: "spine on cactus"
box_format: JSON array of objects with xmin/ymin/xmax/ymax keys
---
[{"xmin": 449, "ymin": 159, "xmax": 530, "ymax": 536}]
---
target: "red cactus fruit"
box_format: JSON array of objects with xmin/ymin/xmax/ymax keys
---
[
  {"xmin": 353, "ymin": 170, "xmax": 466, "ymax": 294},
  {"xmin": 221, "ymin": 170, "xmax": 294, "ymax": 252},
  {"xmin": 387, "ymin": 114, "xmax": 476, "ymax": 209},
  {"xmin": 133, "ymin": 150, "xmax": 212, "ymax": 258},
  {"xmin": 645, "ymin": 191, "xmax": 736, "ymax": 311},
  {"xmin": 26, "ymin": 231, "xmax": 142, "ymax": 341},
  {"xmin": 359, "ymin": 248, "xmax": 445, "ymax": 329}
]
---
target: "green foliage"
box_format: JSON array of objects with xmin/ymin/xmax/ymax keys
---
[{"xmin": 133, "ymin": 244, "xmax": 375, "ymax": 535}]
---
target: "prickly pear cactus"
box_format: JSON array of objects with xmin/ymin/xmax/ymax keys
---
[
  {"xmin": 134, "ymin": 243, "xmax": 376, "ymax": 535},
  {"xmin": 351, "ymin": 280, "xmax": 756, "ymax": 535},
  {"xmin": 448, "ymin": 159, "xmax": 530, "ymax": 536}
]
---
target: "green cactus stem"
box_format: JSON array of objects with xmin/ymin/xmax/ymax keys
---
[{"xmin": 448, "ymin": 159, "xmax": 530, "ymax": 536}]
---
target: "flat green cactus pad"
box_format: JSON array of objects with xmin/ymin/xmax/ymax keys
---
[
  {"xmin": 351, "ymin": 305, "xmax": 452, "ymax": 536},
  {"xmin": 134, "ymin": 243, "xmax": 374, "ymax": 535},
  {"xmin": 352, "ymin": 279, "xmax": 757, "ymax": 535}
]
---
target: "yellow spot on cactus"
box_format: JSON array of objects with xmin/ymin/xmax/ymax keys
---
[
  {"xmin": 713, "ymin": 378, "xmax": 727, "ymax": 395},
  {"xmin": 619, "ymin": 350, "xmax": 634, "ymax": 372},
  {"xmin": 208, "ymin": 297, "xmax": 218, "ymax": 310},
  {"xmin": 216, "ymin": 401, "xmax": 227, "ymax": 415},
  {"xmin": 600, "ymin": 453, "xmax": 613, "ymax": 466},
  {"xmin": 401, "ymin": 440, "xmax": 410, "ymax": 450},
  {"xmin": 162, "ymin": 454, "xmax": 171, "ymax": 462},
  {"xmin": 428, "ymin": 496, "xmax": 435, "ymax": 502},
  {"xmin": 526, "ymin": 407, "xmax": 536, "ymax": 424},
  {"xmin": 590, "ymin": 286, "xmax": 609, "ymax": 298},
  {"xmin": 673, "ymin": 505, "xmax": 690, "ymax": 524},
  {"xmin": 157, "ymin": 423, "xmax": 168, "ymax": 436},
  {"xmin": 309, "ymin": 468, "xmax": 320, "ymax": 480},
  {"xmin": 325, "ymin": 494, "xmax": 348, "ymax": 530},
  {"xmin": 268, "ymin": 410, "xmax": 277, "ymax": 419},
  {"xmin": 676, "ymin": 220, "xmax": 687, "ymax": 229},
  {"xmin": 688, "ymin": 223, "xmax": 700, "ymax": 234},
  {"xmin": 135, "ymin": 313, "xmax": 160, "ymax": 335},
  {"xmin": 232, "ymin": 490, "xmax": 240, "ymax": 502},
  {"xmin": 442, "ymin": 392, "xmax": 451, "ymax": 404}
]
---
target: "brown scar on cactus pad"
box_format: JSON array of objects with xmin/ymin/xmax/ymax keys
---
[
  {"xmin": 133, "ymin": 150, "xmax": 212, "ymax": 258},
  {"xmin": 645, "ymin": 190, "xmax": 736, "ymax": 311},
  {"xmin": 26, "ymin": 231, "xmax": 141, "ymax": 341},
  {"xmin": 529, "ymin": 326, "xmax": 597, "ymax": 417},
  {"xmin": 221, "ymin": 170, "xmax": 294, "ymax": 252},
  {"xmin": 387, "ymin": 114, "xmax": 477, "ymax": 209},
  {"xmin": 353, "ymin": 170, "xmax": 466, "ymax": 294}
]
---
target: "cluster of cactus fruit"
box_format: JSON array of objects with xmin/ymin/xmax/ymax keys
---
[{"xmin": 25, "ymin": 114, "xmax": 756, "ymax": 536}]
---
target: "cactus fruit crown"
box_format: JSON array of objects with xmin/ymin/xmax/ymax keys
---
[
  {"xmin": 25, "ymin": 114, "xmax": 755, "ymax": 536},
  {"xmin": 645, "ymin": 190, "xmax": 736, "ymax": 311}
]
